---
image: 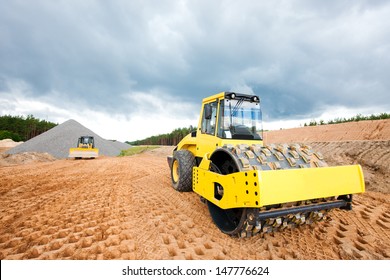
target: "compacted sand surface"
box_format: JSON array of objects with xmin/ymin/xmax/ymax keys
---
[{"xmin": 0, "ymin": 121, "xmax": 389, "ymax": 260}]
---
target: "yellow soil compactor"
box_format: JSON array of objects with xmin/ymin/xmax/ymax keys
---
[
  {"xmin": 68, "ymin": 136, "xmax": 99, "ymax": 159},
  {"xmin": 167, "ymin": 92, "xmax": 365, "ymax": 237}
]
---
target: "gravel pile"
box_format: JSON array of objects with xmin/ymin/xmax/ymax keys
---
[
  {"xmin": 6, "ymin": 119, "xmax": 131, "ymax": 159},
  {"xmin": 109, "ymin": 140, "xmax": 133, "ymax": 152}
]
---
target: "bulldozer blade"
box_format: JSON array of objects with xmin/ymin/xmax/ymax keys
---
[{"xmin": 68, "ymin": 148, "xmax": 99, "ymax": 158}]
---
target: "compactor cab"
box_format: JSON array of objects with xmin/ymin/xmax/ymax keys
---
[
  {"xmin": 68, "ymin": 136, "xmax": 99, "ymax": 159},
  {"xmin": 168, "ymin": 92, "xmax": 365, "ymax": 237}
]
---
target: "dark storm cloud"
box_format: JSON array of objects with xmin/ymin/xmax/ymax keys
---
[{"xmin": 1, "ymin": 0, "xmax": 390, "ymax": 122}]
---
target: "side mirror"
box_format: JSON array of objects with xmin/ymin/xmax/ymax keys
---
[{"xmin": 204, "ymin": 104, "xmax": 212, "ymax": 120}]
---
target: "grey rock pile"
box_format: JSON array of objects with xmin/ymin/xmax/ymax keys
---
[{"xmin": 7, "ymin": 119, "xmax": 131, "ymax": 159}]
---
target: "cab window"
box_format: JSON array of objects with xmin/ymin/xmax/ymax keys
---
[{"xmin": 201, "ymin": 101, "xmax": 218, "ymax": 135}]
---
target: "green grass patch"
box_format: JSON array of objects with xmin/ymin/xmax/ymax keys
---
[{"xmin": 119, "ymin": 145, "xmax": 159, "ymax": 156}]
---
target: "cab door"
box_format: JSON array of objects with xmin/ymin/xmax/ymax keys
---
[{"xmin": 195, "ymin": 100, "xmax": 221, "ymax": 157}]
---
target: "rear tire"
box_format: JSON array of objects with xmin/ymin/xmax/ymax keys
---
[{"xmin": 171, "ymin": 150, "xmax": 195, "ymax": 192}]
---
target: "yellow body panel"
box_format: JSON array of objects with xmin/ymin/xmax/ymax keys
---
[
  {"xmin": 201, "ymin": 92, "xmax": 225, "ymax": 103},
  {"xmin": 195, "ymin": 136, "xmax": 263, "ymax": 158},
  {"xmin": 68, "ymin": 147, "xmax": 99, "ymax": 158},
  {"xmin": 258, "ymin": 165, "xmax": 364, "ymax": 206},
  {"xmin": 193, "ymin": 162, "xmax": 365, "ymax": 209},
  {"xmin": 178, "ymin": 132, "xmax": 264, "ymax": 159},
  {"xmin": 176, "ymin": 134, "xmax": 197, "ymax": 155}
]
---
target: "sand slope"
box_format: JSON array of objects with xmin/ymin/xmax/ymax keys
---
[
  {"xmin": 264, "ymin": 119, "xmax": 390, "ymax": 143},
  {"xmin": 0, "ymin": 121, "xmax": 389, "ymax": 260}
]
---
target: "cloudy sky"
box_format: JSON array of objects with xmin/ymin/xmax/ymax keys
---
[{"xmin": 1, "ymin": 0, "xmax": 389, "ymax": 142}]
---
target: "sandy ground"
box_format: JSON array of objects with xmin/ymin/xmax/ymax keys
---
[{"xmin": 0, "ymin": 122, "xmax": 390, "ymax": 260}]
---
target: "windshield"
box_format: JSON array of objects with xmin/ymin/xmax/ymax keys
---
[
  {"xmin": 81, "ymin": 137, "xmax": 91, "ymax": 144},
  {"xmin": 218, "ymin": 98, "xmax": 263, "ymax": 140}
]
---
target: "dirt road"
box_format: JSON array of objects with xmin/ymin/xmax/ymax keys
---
[{"xmin": 1, "ymin": 120, "xmax": 390, "ymax": 260}]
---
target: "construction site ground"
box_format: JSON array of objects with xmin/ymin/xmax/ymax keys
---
[{"xmin": 0, "ymin": 120, "xmax": 389, "ymax": 260}]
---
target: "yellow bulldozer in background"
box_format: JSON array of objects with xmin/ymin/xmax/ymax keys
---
[
  {"xmin": 68, "ymin": 136, "xmax": 99, "ymax": 159},
  {"xmin": 167, "ymin": 92, "xmax": 365, "ymax": 237}
]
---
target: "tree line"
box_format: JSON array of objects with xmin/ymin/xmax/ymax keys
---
[
  {"xmin": 0, "ymin": 115, "xmax": 57, "ymax": 142},
  {"xmin": 304, "ymin": 112, "xmax": 390, "ymax": 127},
  {"xmin": 128, "ymin": 126, "xmax": 196, "ymax": 146}
]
